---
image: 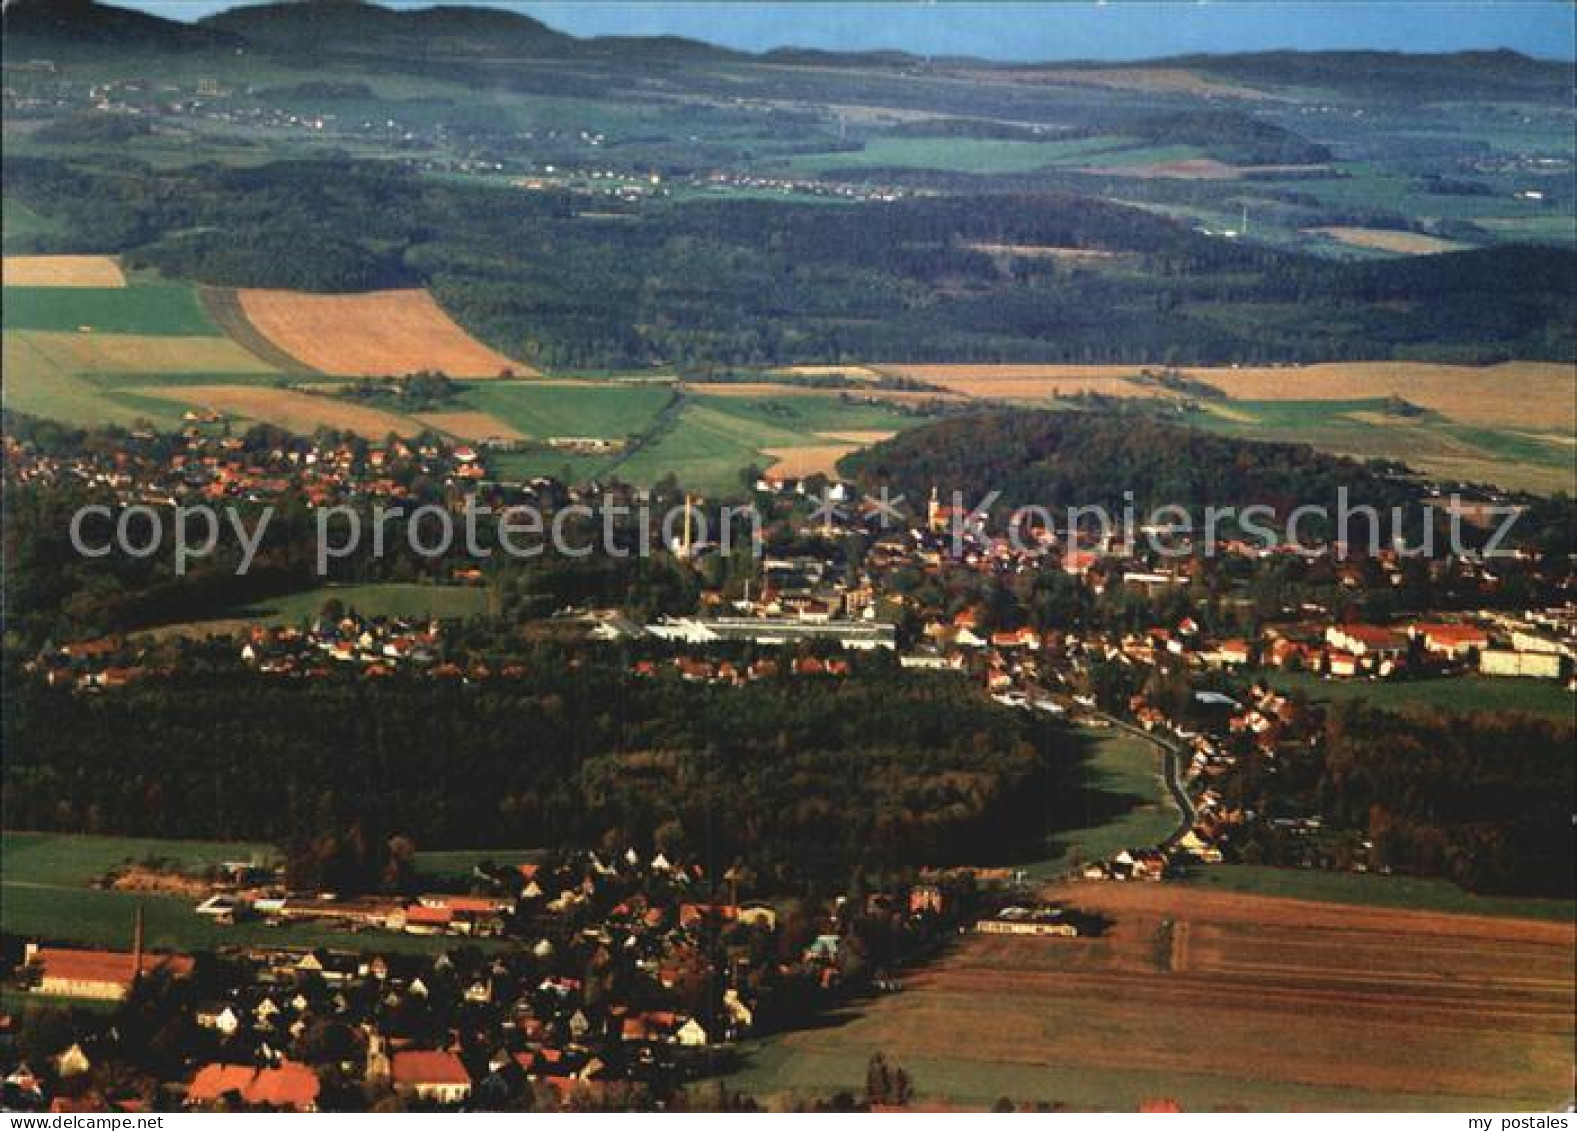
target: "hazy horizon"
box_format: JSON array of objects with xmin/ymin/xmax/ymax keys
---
[{"xmin": 113, "ymin": 1, "xmax": 1577, "ymax": 63}]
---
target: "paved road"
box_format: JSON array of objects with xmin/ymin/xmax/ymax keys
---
[{"xmin": 1096, "ymin": 713, "xmax": 1196, "ymax": 848}]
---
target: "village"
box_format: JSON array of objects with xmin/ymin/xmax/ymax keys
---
[
  {"xmin": 4, "ymin": 840, "xmax": 1104, "ymax": 1112},
  {"xmin": 4, "ymin": 415, "xmax": 1574, "ymax": 1110},
  {"xmin": 9, "ymin": 420, "xmax": 1575, "ymax": 876}
]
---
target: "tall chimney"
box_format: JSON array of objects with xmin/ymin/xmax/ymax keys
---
[{"xmin": 131, "ymin": 904, "xmax": 145, "ymax": 985}]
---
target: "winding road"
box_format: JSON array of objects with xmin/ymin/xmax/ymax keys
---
[{"xmin": 1095, "ymin": 713, "xmax": 1196, "ymax": 849}]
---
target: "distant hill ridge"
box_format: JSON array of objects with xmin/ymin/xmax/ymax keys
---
[{"xmin": 4, "ymin": 0, "xmax": 1566, "ymax": 86}]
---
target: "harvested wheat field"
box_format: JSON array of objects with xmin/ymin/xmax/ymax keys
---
[
  {"xmin": 235, "ymin": 288, "xmax": 534, "ymax": 378},
  {"xmin": 993, "ymin": 66, "xmax": 1270, "ymax": 100},
  {"xmin": 878, "ymin": 361, "xmax": 1576, "ymax": 431},
  {"xmin": 411, "ymin": 410, "xmax": 526, "ymax": 443},
  {"xmin": 135, "ymin": 385, "xmax": 421, "ymax": 438},
  {"xmin": 687, "ymin": 381, "xmax": 962, "ymax": 405},
  {"xmin": 1086, "ymin": 157, "xmax": 1244, "ymax": 180},
  {"xmin": 816, "ymin": 430, "xmax": 898, "ymax": 445},
  {"xmin": 762, "ymin": 444, "xmax": 858, "ymax": 479},
  {"xmin": 2, "ymin": 255, "xmax": 127, "ymax": 287},
  {"xmin": 769, "ymin": 364, "xmax": 886, "ymax": 381},
  {"xmin": 733, "ymin": 884, "xmax": 1574, "ymax": 1111},
  {"xmin": 1308, "ymin": 227, "xmax": 1473, "ymax": 255}
]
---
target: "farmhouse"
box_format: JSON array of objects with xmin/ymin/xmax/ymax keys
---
[
  {"xmin": 1479, "ymin": 648, "xmax": 1566, "ymax": 680},
  {"xmin": 975, "ymin": 906, "xmax": 1079, "ymax": 937},
  {"xmin": 1411, "ymin": 622, "xmax": 1490, "ymax": 658},
  {"xmin": 187, "ymin": 1061, "xmax": 320, "ymax": 1112},
  {"xmin": 391, "ymin": 1050, "xmax": 472, "ymax": 1104},
  {"xmin": 25, "ymin": 944, "xmax": 194, "ymax": 1001},
  {"xmin": 1325, "ymin": 624, "xmax": 1408, "ymax": 659},
  {"xmin": 646, "ymin": 616, "xmax": 895, "ymax": 650}
]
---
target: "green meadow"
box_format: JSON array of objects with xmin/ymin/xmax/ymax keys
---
[
  {"xmin": 0, "ymin": 830, "xmax": 522, "ymax": 956},
  {"xmin": 1252, "ymin": 669, "xmax": 1574, "ymax": 722},
  {"xmin": 1195, "ymin": 399, "xmax": 1575, "ymax": 495},
  {"xmin": 1025, "ymin": 724, "xmax": 1180, "ymax": 878},
  {"xmin": 2, "ymin": 282, "xmax": 219, "ymax": 335},
  {"xmin": 460, "ymin": 380, "xmax": 674, "ymax": 439},
  {"xmin": 1180, "ymin": 864, "xmax": 1575, "ymax": 923},
  {"xmin": 766, "ymin": 134, "xmax": 1147, "ymax": 176},
  {"xmin": 137, "ymin": 582, "xmax": 491, "ymax": 641}
]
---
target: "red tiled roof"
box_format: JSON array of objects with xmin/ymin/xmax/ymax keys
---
[
  {"xmin": 402, "ymin": 905, "xmax": 453, "ymax": 926},
  {"xmin": 1335, "ymin": 624, "xmax": 1408, "ymax": 649},
  {"xmin": 391, "ymin": 1050, "xmax": 470, "ymax": 1087},
  {"xmin": 35, "ymin": 947, "xmax": 193, "ymax": 988},
  {"xmin": 1419, "ymin": 623, "xmax": 1489, "ymax": 645},
  {"xmin": 188, "ymin": 1062, "xmax": 319, "ymax": 1111}
]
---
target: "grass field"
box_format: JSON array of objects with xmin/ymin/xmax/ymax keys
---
[
  {"xmin": 1025, "ymin": 726, "xmax": 1180, "ymax": 879},
  {"xmin": 1180, "ymin": 865, "xmax": 1575, "ymax": 923},
  {"xmin": 1253, "ymin": 165, "xmax": 1571, "ymax": 240},
  {"xmin": 1305, "ymin": 227, "xmax": 1473, "ymax": 255},
  {"xmin": 605, "ymin": 392, "xmax": 925, "ymax": 493},
  {"xmin": 2, "ymin": 332, "xmax": 280, "ymax": 428},
  {"xmin": 1198, "ymin": 399, "xmax": 1575, "ymax": 495},
  {"xmin": 133, "ymin": 383, "xmax": 425, "ymax": 439},
  {"xmin": 461, "ymin": 380, "xmax": 673, "ymax": 440},
  {"xmin": 1250, "ymin": 670, "xmax": 1574, "ymax": 722},
  {"xmin": 691, "ymin": 391, "xmax": 919, "ymax": 436},
  {"xmin": 730, "ymin": 885, "xmax": 1574, "ymax": 1110},
  {"xmin": 139, "ymin": 583, "xmax": 490, "ymax": 640},
  {"xmin": 1, "ymin": 198, "xmax": 65, "ymax": 249},
  {"xmin": 1, "ymin": 282, "xmax": 218, "ymax": 335},
  {"xmin": 0, "ymin": 275, "xmax": 290, "ymax": 429},
  {"xmin": 487, "ymin": 448, "xmax": 614, "ymax": 483},
  {"xmin": 2, "ymin": 254, "xmax": 127, "ymax": 287},
  {"xmin": 766, "ymin": 134, "xmax": 1143, "ymax": 176},
  {"xmin": 0, "ymin": 831, "xmax": 521, "ymax": 956},
  {"xmin": 235, "ymin": 288, "xmax": 532, "ymax": 377}
]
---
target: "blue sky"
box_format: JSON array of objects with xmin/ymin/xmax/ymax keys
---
[{"xmin": 126, "ymin": 1, "xmax": 1577, "ymax": 62}]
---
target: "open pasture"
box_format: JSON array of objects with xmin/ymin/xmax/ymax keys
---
[
  {"xmin": 732, "ymin": 885, "xmax": 1575, "ymax": 1110},
  {"xmin": 1305, "ymin": 227, "xmax": 1473, "ymax": 255},
  {"xmin": 1024, "ymin": 725, "xmax": 1179, "ymax": 879},
  {"xmin": 616, "ymin": 395, "xmax": 919, "ymax": 493},
  {"xmin": 3, "ymin": 330, "xmax": 279, "ymax": 427},
  {"xmin": 2, "ymin": 282, "xmax": 219, "ymax": 335},
  {"xmin": 2, "ymin": 254, "xmax": 127, "ymax": 288},
  {"xmin": 137, "ymin": 584, "xmax": 490, "ymax": 643},
  {"xmin": 682, "ymin": 381, "xmax": 961, "ymax": 406},
  {"xmin": 994, "ymin": 65, "xmax": 1273, "ymax": 100},
  {"xmin": 1251, "ymin": 670, "xmax": 1575, "ymax": 723},
  {"xmin": 765, "ymin": 135, "xmax": 1141, "ymax": 176},
  {"xmin": 0, "ymin": 831, "xmax": 488, "ymax": 957},
  {"xmin": 461, "ymin": 380, "xmax": 672, "ymax": 440},
  {"xmin": 235, "ymin": 287, "xmax": 533, "ymax": 377},
  {"xmin": 132, "ymin": 384, "xmax": 423, "ymax": 438}
]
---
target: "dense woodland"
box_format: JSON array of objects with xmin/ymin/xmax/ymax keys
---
[
  {"xmin": 1221, "ymin": 703, "xmax": 1576, "ymax": 897},
  {"xmin": 1, "ymin": 656, "xmax": 1068, "ymax": 885},
  {"xmin": 5, "ymin": 153, "xmax": 1572, "ymax": 368},
  {"xmin": 841, "ymin": 410, "xmax": 1425, "ymax": 520}
]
